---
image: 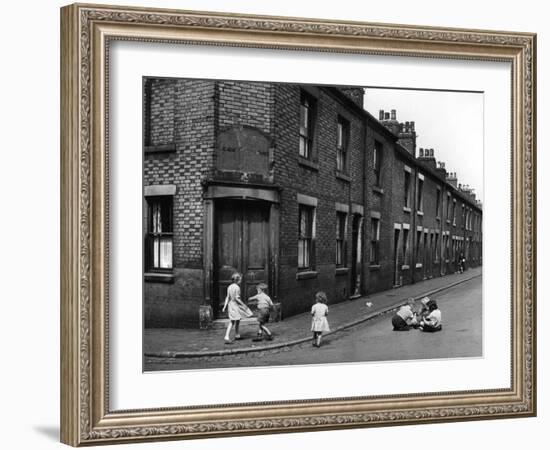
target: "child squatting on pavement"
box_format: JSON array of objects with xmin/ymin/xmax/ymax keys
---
[
  {"xmin": 391, "ymin": 297, "xmax": 417, "ymax": 331},
  {"xmin": 391, "ymin": 296, "xmax": 442, "ymax": 332},
  {"xmin": 248, "ymin": 283, "xmax": 274, "ymax": 342},
  {"xmin": 311, "ymin": 291, "xmax": 330, "ymax": 347}
]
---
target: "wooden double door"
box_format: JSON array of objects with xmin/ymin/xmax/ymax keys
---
[{"xmin": 214, "ymin": 200, "xmax": 270, "ymax": 318}]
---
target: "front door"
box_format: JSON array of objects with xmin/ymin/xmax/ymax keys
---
[
  {"xmin": 350, "ymin": 215, "xmax": 362, "ymax": 297},
  {"xmin": 214, "ymin": 200, "xmax": 270, "ymax": 318},
  {"xmin": 393, "ymin": 229, "xmax": 400, "ymax": 286}
]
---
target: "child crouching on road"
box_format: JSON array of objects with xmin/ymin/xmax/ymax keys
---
[
  {"xmin": 248, "ymin": 283, "xmax": 274, "ymax": 342},
  {"xmin": 419, "ymin": 300, "xmax": 442, "ymax": 332},
  {"xmin": 391, "ymin": 298, "xmax": 417, "ymax": 331},
  {"xmin": 311, "ymin": 291, "xmax": 330, "ymax": 348}
]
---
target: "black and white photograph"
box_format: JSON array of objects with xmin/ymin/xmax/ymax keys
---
[{"xmin": 142, "ymin": 78, "xmax": 483, "ymax": 371}]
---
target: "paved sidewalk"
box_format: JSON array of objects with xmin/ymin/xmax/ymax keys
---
[{"xmin": 144, "ymin": 267, "xmax": 482, "ymax": 358}]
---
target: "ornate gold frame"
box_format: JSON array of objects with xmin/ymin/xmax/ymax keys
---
[{"xmin": 60, "ymin": 3, "xmax": 536, "ymax": 446}]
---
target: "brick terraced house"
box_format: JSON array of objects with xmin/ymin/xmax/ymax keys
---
[{"xmin": 143, "ymin": 78, "xmax": 482, "ymax": 328}]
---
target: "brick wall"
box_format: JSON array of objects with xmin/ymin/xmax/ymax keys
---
[
  {"xmin": 145, "ymin": 79, "xmax": 216, "ymax": 268},
  {"xmin": 218, "ymin": 81, "xmax": 274, "ymax": 134},
  {"xmin": 143, "ymin": 78, "xmax": 483, "ymax": 328},
  {"xmin": 274, "ymin": 86, "xmax": 365, "ymax": 317},
  {"xmin": 363, "ymin": 126, "xmax": 397, "ymax": 293},
  {"xmin": 146, "ymin": 78, "xmax": 175, "ymax": 146},
  {"xmin": 389, "ymin": 153, "xmax": 415, "ymax": 286},
  {"xmin": 144, "ymin": 79, "xmax": 216, "ymax": 327}
]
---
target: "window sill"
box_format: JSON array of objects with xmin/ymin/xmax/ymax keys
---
[
  {"xmin": 369, "ymin": 264, "xmax": 381, "ymax": 271},
  {"xmin": 436, "ymin": 216, "xmax": 441, "ymax": 221},
  {"xmin": 446, "ymin": 219, "xmax": 451, "ymax": 224},
  {"xmin": 335, "ymin": 171, "xmax": 351, "ymax": 182},
  {"xmin": 296, "ymin": 270, "xmax": 318, "ymax": 280},
  {"xmin": 335, "ymin": 267, "xmax": 349, "ymax": 276},
  {"xmin": 372, "ymin": 186, "xmax": 384, "ymax": 195},
  {"xmin": 401, "ymin": 264, "xmax": 410, "ymax": 270},
  {"xmin": 145, "ymin": 272, "xmax": 175, "ymax": 283},
  {"xmin": 403, "ymin": 206, "xmax": 411, "ymax": 213},
  {"xmin": 144, "ymin": 143, "xmax": 176, "ymax": 154},
  {"xmin": 415, "ymin": 263, "xmax": 423, "ymax": 269},
  {"xmin": 298, "ymin": 157, "xmax": 319, "ymax": 171},
  {"xmin": 417, "ymin": 210, "xmax": 424, "ymax": 216}
]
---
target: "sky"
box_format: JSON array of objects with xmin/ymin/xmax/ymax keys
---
[{"xmin": 363, "ymin": 88, "xmax": 484, "ymax": 203}]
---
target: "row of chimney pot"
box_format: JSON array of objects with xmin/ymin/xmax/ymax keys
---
[
  {"xmin": 419, "ymin": 148, "xmax": 435, "ymax": 158},
  {"xmin": 379, "ymin": 109, "xmax": 415, "ymax": 132},
  {"xmin": 379, "ymin": 107, "xmax": 478, "ymax": 203}
]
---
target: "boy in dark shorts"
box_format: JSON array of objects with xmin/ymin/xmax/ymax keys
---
[{"xmin": 248, "ymin": 283, "xmax": 274, "ymax": 341}]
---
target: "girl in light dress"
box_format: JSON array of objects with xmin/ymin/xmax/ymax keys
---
[
  {"xmin": 222, "ymin": 273, "xmax": 253, "ymax": 344},
  {"xmin": 311, "ymin": 291, "xmax": 330, "ymax": 348}
]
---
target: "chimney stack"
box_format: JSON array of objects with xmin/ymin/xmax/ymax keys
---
[
  {"xmin": 447, "ymin": 171, "xmax": 458, "ymax": 188},
  {"xmin": 339, "ymin": 87, "xmax": 365, "ymax": 107},
  {"xmin": 418, "ymin": 146, "xmax": 436, "ymax": 169},
  {"xmin": 379, "ymin": 107, "xmax": 416, "ymax": 157},
  {"xmin": 436, "ymin": 161, "xmax": 447, "ymax": 180}
]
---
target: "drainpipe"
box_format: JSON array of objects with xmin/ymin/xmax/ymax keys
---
[
  {"xmin": 411, "ymin": 162, "xmax": 417, "ymax": 284},
  {"xmin": 361, "ymin": 117, "xmax": 368, "ymax": 295}
]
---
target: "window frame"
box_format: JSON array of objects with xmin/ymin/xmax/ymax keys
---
[
  {"xmin": 336, "ymin": 116, "xmax": 350, "ymax": 174},
  {"xmin": 298, "ymin": 203, "xmax": 315, "ymax": 270},
  {"xmin": 434, "ymin": 232, "xmax": 440, "ymax": 263},
  {"xmin": 402, "ymin": 228, "xmax": 409, "ymax": 265},
  {"xmin": 404, "ymin": 170, "xmax": 411, "ymax": 208},
  {"xmin": 145, "ymin": 195, "xmax": 174, "ymax": 273},
  {"xmin": 299, "ymin": 91, "xmax": 316, "ymax": 160},
  {"xmin": 416, "ymin": 230, "xmax": 423, "ymax": 264},
  {"xmin": 370, "ymin": 217, "xmax": 380, "ymax": 265},
  {"xmin": 452, "ymin": 199, "xmax": 457, "ymax": 226},
  {"xmin": 417, "ymin": 175, "xmax": 424, "ymax": 213},
  {"xmin": 335, "ymin": 211, "xmax": 347, "ymax": 267},
  {"xmin": 373, "ymin": 140, "xmax": 383, "ymax": 187}
]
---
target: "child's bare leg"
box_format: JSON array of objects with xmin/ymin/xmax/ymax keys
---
[
  {"xmin": 261, "ymin": 325, "xmax": 272, "ymax": 337},
  {"xmin": 252, "ymin": 324, "xmax": 263, "ymax": 341},
  {"xmin": 224, "ymin": 321, "xmax": 233, "ymax": 341},
  {"xmin": 316, "ymin": 333, "xmax": 322, "ymax": 347},
  {"xmin": 234, "ymin": 320, "xmax": 241, "ymax": 339}
]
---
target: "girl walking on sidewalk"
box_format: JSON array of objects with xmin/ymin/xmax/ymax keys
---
[
  {"xmin": 222, "ymin": 273, "xmax": 253, "ymax": 344},
  {"xmin": 311, "ymin": 291, "xmax": 330, "ymax": 348}
]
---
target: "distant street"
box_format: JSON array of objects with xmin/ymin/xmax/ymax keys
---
[{"xmin": 145, "ymin": 276, "xmax": 482, "ymax": 371}]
